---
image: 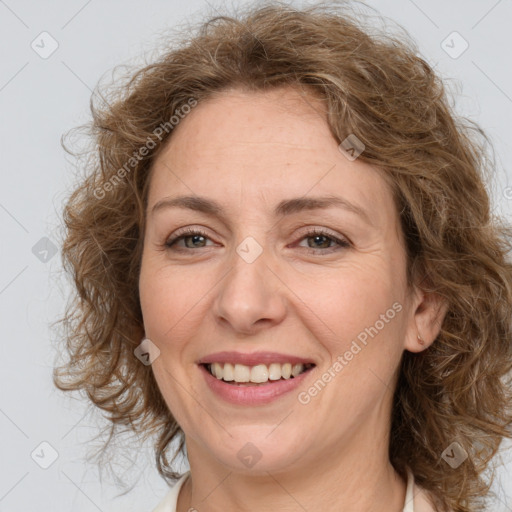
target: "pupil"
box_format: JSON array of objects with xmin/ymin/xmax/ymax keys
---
[
  {"xmin": 187, "ymin": 235, "xmax": 205, "ymax": 248},
  {"xmin": 310, "ymin": 235, "xmax": 329, "ymax": 248}
]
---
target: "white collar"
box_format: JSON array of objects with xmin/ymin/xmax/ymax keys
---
[
  {"xmin": 153, "ymin": 468, "xmax": 418, "ymax": 512},
  {"xmin": 403, "ymin": 467, "xmax": 415, "ymax": 511}
]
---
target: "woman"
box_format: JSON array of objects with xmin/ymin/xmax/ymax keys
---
[{"xmin": 54, "ymin": 1, "xmax": 512, "ymax": 511}]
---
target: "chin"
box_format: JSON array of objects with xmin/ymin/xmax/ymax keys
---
[{"xmin": 205, "ymin": 426, "xmax": 306, "ymax": 474}]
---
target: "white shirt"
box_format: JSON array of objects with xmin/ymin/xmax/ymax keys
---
[{"xmin": 151, "ymin": 467, "xmax": 436, "ymax": 512}]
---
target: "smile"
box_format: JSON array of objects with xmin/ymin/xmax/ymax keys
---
[
  {"xmin": 204, "ymin": 362, "xmax": 315, "ymax": 384},
  {"xmin": 199, "ymin": 362, "xmax": 316, "ymax": 405}
]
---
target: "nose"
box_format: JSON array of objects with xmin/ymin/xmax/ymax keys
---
[{"xmin": 211, "ymin": 244, "xmax": 287, "ymax": 335}]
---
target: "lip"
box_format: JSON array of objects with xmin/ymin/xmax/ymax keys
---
[
  {"xmin": 197, "ymin": 351, "xmax": 315, "ymax": 366},
  {"xmin": 199, "ymin": 363, "xmax": 315, "ymax": 405}
]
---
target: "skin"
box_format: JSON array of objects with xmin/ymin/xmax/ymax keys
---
[{"xmin": 138, "ymin": 86, "xmax": 446, "ymax": 512}]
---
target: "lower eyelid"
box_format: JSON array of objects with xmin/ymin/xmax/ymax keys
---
[{"xmin": 296, "ymin": 238, "xmax": 349, "ymax": 252}]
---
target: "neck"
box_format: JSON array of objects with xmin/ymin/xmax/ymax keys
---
[{"xmin": 177, "ymin": 428, "xmax": 407, "ymax": 512}]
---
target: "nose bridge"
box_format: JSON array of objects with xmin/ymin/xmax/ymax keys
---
[{"xmin": 212, "ymin": 233, "xmax": 287, "ymax": 333}]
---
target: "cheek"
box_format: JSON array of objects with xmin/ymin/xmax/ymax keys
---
[
  {"xmin": 291, "ymin": 260, "xmax": 401, "ymax": 346},
  {"xmin": 295, "ymin": 266, "xmax": 405, "ymax": 419},
  {"xmin": 138, "ymin": 256, "xmax": 216, "ymax": 349}
]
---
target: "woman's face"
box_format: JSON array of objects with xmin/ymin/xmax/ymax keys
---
[{"xmin": 139, "ymin": 86, "xmax": 422, "ymax": 475}]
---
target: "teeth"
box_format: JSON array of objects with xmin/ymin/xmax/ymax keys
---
[
  {"xmin": 251, "ymin": 364, "xmax": 269, "ymax": 383},
  {"xmin": 292, "ymin": 363, "xmax": 303, "ymax": 377},
  {"xmin": 281, "ymin": 363, "xmax": 292, "ymax": 379},
  {"xmin": 234, "ymin": 364, "xmax": 250, "ymax": 382},
  {"xmin": 223, "ymin": 363, "xmax": 234, "ymax": 381},
  {"xmin": 212, "ymin": 362, "xmax": 223, "ymax": 379},
  {"xmin": 268, "ymin": 363, "xmax": 282, "ymax": 380},
  {"xmin": 206, "ymin": 362, "xmax": 312, "ymax": 383}
]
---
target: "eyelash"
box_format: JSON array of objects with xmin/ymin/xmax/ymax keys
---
[{"xmin": 164, "ymin": 227, "xmax": 351, "ymax": 254}]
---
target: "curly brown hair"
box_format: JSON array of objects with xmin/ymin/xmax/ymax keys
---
[{"xmin": 53, "ymin": 1, "xmax": 512, "ymax": 510}]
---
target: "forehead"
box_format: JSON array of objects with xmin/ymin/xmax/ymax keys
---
[{"xmin": 147, "ymin": 87, "xmax": 395, "ymax": 222}]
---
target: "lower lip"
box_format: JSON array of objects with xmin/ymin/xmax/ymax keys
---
[{"xmin": 199, "ymin": 364, "xmax": 314, "ymax": 405}]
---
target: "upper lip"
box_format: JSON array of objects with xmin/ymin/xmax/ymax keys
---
[{"xmin": 197, "ymin": 351, "xmax": 316, "ymax": 367}]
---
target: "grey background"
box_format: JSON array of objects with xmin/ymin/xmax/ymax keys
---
[{"xmin": 0, "ymin": 0, "xmax": 511, "ymax": 510}]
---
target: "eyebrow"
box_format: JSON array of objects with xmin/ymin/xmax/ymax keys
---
[{"xmin": 150, "ymin": 194, "xmax": 373, "ymax": 226}]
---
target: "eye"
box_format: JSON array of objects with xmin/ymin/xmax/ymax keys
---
[
  {"xmin": 164, "ymin": 227, "xmax": 351, "ymax": 254},
  {"xmin": 165, "ymin": 227, "xmax": 214, "ymax": 250},
  {"xmin": 296, "ymin": 228, "xmax": 351, "ymax": 254}
]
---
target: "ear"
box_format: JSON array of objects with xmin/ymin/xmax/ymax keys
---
[{"xmin": 404, "ymin": 284, "xmax": 449, "ymax": 353}]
